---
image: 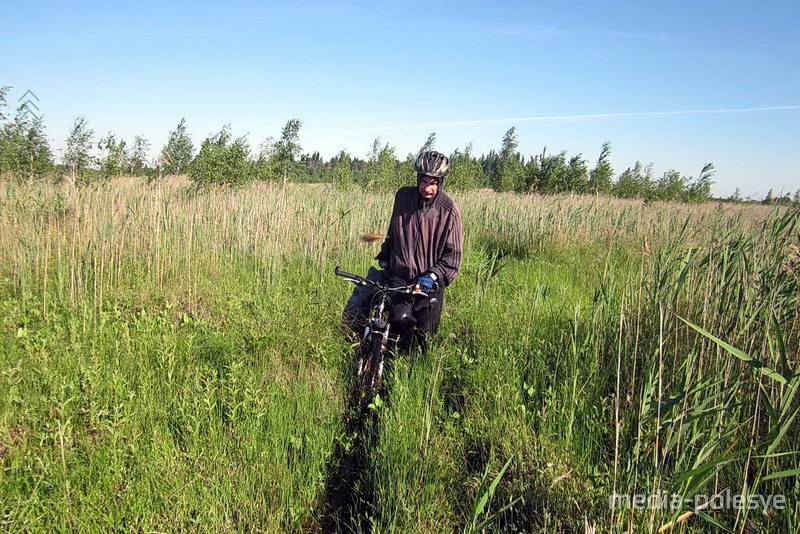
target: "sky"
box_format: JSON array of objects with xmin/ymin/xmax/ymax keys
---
[{"xmin": 2, "ymin": 0, "xmax": 798, "ymax": 198}]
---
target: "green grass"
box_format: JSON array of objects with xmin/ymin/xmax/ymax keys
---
[{"xmin": 0, "ymin": 179, "xmax": 798, "ymax": 532}]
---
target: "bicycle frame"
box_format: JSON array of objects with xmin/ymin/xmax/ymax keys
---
[{"xmin": 335, "ymin": 265, "xmax": 426, "ymax": 399}]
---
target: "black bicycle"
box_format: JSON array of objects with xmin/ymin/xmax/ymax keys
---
[{"xmin": 335, "ymin": 265, "xmax": 427, "ymax": 402}]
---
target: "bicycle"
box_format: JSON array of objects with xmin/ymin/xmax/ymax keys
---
[{"xmin": 335, "ymin": 264, "xmax": 428, "ymax": 403}]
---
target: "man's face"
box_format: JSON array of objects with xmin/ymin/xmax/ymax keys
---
[{"xmin": 418, "ymin": 176, "xmax": 439, "ymax": 199}]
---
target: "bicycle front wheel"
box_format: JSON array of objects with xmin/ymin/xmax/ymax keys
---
[{"xmin": 359, "ymin": 334, "xmax": 386, "ymax": 401}]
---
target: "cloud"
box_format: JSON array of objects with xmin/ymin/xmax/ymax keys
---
[{"xmin": 306, "ymin": 105, "xmax": 800, "ymax": 135}]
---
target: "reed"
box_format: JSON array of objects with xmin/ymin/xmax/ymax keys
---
[{"xmin": 0, "ymin": 177, "xmax": 795, "ymax": 532}]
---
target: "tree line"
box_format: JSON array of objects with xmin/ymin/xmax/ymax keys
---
[{"xmin": 1, "ymin": 86, "xmax": 798, "ymax": 205}]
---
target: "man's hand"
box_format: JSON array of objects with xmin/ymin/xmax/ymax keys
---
[
  {"xmin": 378, "ymin": 258, "xmax": 389, "ymax": 269},
  {"xmin": 415, "ymin": 273, "xmax": 437, "ymax": 294}
]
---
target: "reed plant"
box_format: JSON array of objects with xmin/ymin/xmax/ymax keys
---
[{"xmin": 0, "ymin": 177, "xmax": 795, "ymax": 532}]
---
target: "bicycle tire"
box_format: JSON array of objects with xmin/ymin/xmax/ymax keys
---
[{"xmin": 359, "ymin": 334, "xmax": 385, "ymax": 401}]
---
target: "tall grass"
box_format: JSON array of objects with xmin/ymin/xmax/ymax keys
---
[{"xmin": 0, "ymin": 178, "xmax": 796, "ymax": 532}]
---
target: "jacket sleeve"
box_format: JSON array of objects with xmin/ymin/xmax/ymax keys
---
[{"xmin": 429, "ymin": 205, "xmax": 463, "ymax": 287}]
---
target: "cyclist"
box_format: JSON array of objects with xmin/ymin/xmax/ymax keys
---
[{"xmin": 374, "ymin": 150, "xmax": 463, "ymax": 352}]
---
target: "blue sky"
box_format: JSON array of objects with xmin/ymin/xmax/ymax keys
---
[{"xmin": 2, "ymin": 0, "xmax": 798, "ymax": 197}]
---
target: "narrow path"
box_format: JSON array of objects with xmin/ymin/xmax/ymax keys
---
[{"xmin": 319, "ymin": 393, "xmax": 381, "ymax": 533}]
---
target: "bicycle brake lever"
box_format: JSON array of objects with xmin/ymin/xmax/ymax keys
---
[{"xmin": 411, "ymin": 285, "xmax": 430, "ymax": 297}]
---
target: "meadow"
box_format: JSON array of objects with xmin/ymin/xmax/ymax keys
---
[{"xmin": 0, "ymin": 178, "xmax": 797, "ymax": 533}]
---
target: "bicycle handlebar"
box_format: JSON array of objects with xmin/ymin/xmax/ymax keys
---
[
  {"xmin": 334, "ymin": 265, "xmax": 361, "ymax": 281},
  {"xmin": 334, "ymin": 264, "xmax": 427, "ymax": 296}
]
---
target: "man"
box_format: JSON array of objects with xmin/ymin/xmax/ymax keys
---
[{"xmin": 375, "ymin": 150, "xmax": 463, "ymax": 352}]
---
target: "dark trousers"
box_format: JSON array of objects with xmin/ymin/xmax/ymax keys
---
[{"xmin": 387, "ymin": 274, "xmax": 444, "ymax": 353}]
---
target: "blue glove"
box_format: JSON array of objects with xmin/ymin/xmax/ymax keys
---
[{"xmin": 415, "ymin": 273, "xmax": 437, "ymax": 293}]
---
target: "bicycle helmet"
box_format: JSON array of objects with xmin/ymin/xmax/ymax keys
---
[{"xmin": 414, "ymin": 150, "xmax": 451, "ymax": 180}]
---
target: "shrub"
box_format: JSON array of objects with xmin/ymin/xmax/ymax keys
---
[{"xmin": 189, "ymin": 125, "xmax": 252, "ymax": 187}]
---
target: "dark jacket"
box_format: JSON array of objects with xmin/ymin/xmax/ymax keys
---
[{"xmin": 376, "ymin": 185, "xmax": 463, "ymax": 286}]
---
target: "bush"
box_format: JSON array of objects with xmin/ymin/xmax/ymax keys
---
[{"xmin": 188, "ymin": 125, "xmax": 252, "ymax": 187}]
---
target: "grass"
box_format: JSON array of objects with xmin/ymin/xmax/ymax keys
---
[{"xmin": 0, "ymin": 177, "xmax": 797, "ymax": 532}]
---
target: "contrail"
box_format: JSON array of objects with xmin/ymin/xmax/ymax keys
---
[{"xmin": 306, "ymin": 105, "xmax": 800, "ymax": 135}]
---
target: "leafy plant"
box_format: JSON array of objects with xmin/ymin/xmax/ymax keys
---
[{"xmin": 188, "ymin": 125, "xmax": 252, "ymax": 187}]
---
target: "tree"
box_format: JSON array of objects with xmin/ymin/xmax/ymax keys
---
[
  {"xmin": 654, "ymin": 169, "xmax": 687, "ymax": 202},
  {"xmin": 98, "ymin": 132, "xmax": 128, "ymax": 179},
  {"xmin": 362, "ymin": 137, "xmax": 398, "ymax": 189},
  {"xmin": 419, "ymin": 132, "xmax": 436, "ymax": 154},
  {"xmin": 253, "ymin": 136, "xmax": 275, "ymax": 181},
  {"xmin": 160, "ymin": 118, "xmax": 194, "ymax": 176},
  {"xmin": 565, "ymin": 154, "xmax": 589, "ymax": 194},
  {"xmin": 589, "ymin": 141, "xmax": 613, "ymax": 195},
  {"xmin": 0, "ymin": 86, "xmax": 10, "ymax": 122},
  {"xmin": 728, "ymin": 188, "xmax": 743, "ymax": 203},
  {"xmin": 527, "ymin": 147, "xmax": 568, "ymax": 194},
  {"xmin": 189, "ymin": 125, "xmax": 252, "ymax": 187},
  {"xmin": 301, "ymin": 151, "xmax": 323, "ymax": 182},
  {"xmin": 272, "ymin": 118, "xmax": 302, "ymax": 187},
  {"xmin": 129, "ymin": 134, "xmax": 151, "ymax": 176},
  {"xmin": 448, "ymin": 143, "xmax": 482, "ymax": 191},
  {"xmin": 684, "ymin": 163, "xmax": 715, "ymax": 203},
  {"xmin": 481, "ymin": 151, "xmax": 500, "ymax": 189},
  {"xmin": 613, "ymin": 162, "xmax": 654, "ymax": 199},
  {"xmin": 397, "ymin": 154, "xmax": 415, "ymax": 186},
  {"xmin": 0, "ymin": 109, "xmax": 53, "ymax": 182},
  {"xmin": 495, "ymin": 127, "xmax": 524, "ymax": 192},
  {"xmin": 330, "ymin": 150, "xmax": 355, "ymax": 189},
  {"xmin": 63, "ymin": 117, "xmax": 95, "ymax": 185}
]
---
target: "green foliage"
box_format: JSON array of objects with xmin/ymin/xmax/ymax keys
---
[
  {"xmin": 253, "ymin": 136, "xmax": 276, "ymax": 181},
  {"xmin": 0, "ymin": 110, "xmax": 53, "ymax": 182},
  {"xmin": 588, "ymin": 141, "xmax": 613, "ymax": 194},
  {"xmin": 495, "ymin": 127, "xmax": 524, "ymax": 192},
  {"xmin": 448, "ymin": 143, "xmax": 483, "ymax": 191},
  {"xmin": 481, "ymin": 151, "xmax": 499, "ymax": 189},
  {"xmin": 272, "ymin": 118, "xmax": 303, "ymax": 187},
  {"xmin": 397, "ymin": 155, "xmax": 415, "ymax": 187},
  {"xmin": 98, "ymin": 132, "xmax": 128, "ymax": 179},
  {"xmin": 419, "ymin": 132, "xmax": 436, "ymax": 153},
  {"xmin": 526, "ymin": 150, "xmax": 589, "ymax": 194},
  {"xmin": 330, "ymin": 150, "xmax": 355, "ymax": 189},
  {"xmin": 0, "ymin": 87, "xmax": 747, "ymax": 204},
  {"xmin": 527, "ymin": 147, "xmax": 564, "ymax": 194},
  {"xmin": 362, "ymin": 137, "xmax": 399, "ymax": 189},
  {"xmin": 564, "ymin": 154, "xmax": 589, "ymax": 194},
  {"xmin": 0, "ymin": 85, "xmax": 10, "ymax": 121},
  {"xmin": 300, "ymin": 151, "xmax": 322, "ymax": 183},
  {"xmin": 653, "ymin": 169, "xmax": 687, "ymax": 202},
  {"xmin": 129, "ymin": 134, "xmax": 151, "ymax": 177},
  {"xmin": 188, "ymin": 125, "xmax": 252, "ymax": 187},
  {"xmin": 63, "ymin": 116, "xmax": 95, "ymax": 185},
  {"xmin": 683, "ymin": 162, "xmax": 715, "ymax": 203},
  {"xmin": 160, "ymin": 118, "xmax": 194, "ymax": 176},
  {"xmin": 613, "ymin": 161, "xmax": 653, "ymax": 199}
]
